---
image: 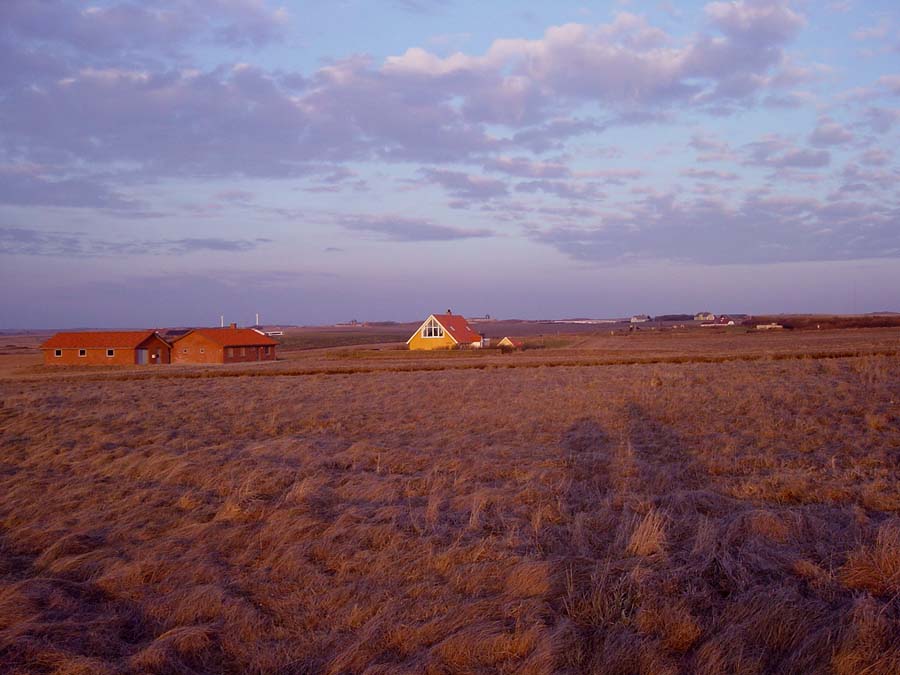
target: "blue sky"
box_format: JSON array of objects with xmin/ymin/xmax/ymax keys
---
[{"xmin": 1, "ymin": 0, "xmax": 899, "ymax": 328}]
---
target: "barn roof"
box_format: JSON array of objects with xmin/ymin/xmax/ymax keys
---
[
  {"xmin": 41, "ymin": 331, "xmax": 163, "ymax": 349},
  {"xmin": 432, "ymin": 313, "xmax": 482, "ymax": 344},
  {"xmin": 174, "ymin": 328, "xmax": 279, "ymax": 347}
]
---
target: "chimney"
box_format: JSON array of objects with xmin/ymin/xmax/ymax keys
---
[{"xmin": 229, "ymin": 322, "xmax": 237, "ymax": 329}]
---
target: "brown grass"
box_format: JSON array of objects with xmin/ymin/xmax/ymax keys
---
[{"xmin": 0, "ymin": 329, "xmax": 899, "ymax": 672}]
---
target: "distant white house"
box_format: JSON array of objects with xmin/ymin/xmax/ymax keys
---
[
  {"xmin": 630, "ymin": 315, "xmax": 651, "ymax": 323},
  {"xmin": 694, "ymin": 312, "xmax": 715, "ymax": 321}
]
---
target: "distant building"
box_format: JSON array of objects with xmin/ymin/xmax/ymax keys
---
[
  {"xmin": 630, "ymin": 315, "xmax": 651, "ymax": 323},
  {"xmin": 694, "ymin": 312, "xmax": 715, "ymax": 321},
  {"xmin": 407, "ymin": 311, "xmax": 484, "ymax": 350},
  {"xmin": 756, "ymin": 323, "xmax": 784, "ymax": 330},
  {"xmin": 41, "ymin": 331, "xmax": 171, "ymax": 366},
  {"xmin": 702, "ymin": 315, "xmax": 736, "ymax": 327},
  {"xmin": 497, "ymin": 337, "xmax": 524, "ymax": 349},
  {"xmin": 171, "ymin": 325, "xmax": 279, "ymax": 364}
]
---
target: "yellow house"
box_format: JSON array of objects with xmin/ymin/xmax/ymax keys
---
[{"xmin": 407, "ymin": 312, "xmax": 483, "ymax": 350}]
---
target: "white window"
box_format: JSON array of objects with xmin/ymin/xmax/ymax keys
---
[
  {"xmin": 54, "ymin": 349, "xmax": 62, "ymax": 357},
  {"xmin": 106, "ymin": 349, "xmax": 115, "ymax": 357},
  {"xmin": 421, "ymin": 317, "xmax": 444, "ymax": 338},
  {"xmin": 78, "ymin": 349, "xmax": 86, "ymax": 357}
]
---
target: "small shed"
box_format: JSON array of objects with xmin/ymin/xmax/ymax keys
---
[
  {"xmin": 497, "ymin": 337, "xmax": 524, "ymax": 349},
  {"xmin": 41, "ymin": 331, "xmax": 171, "ymax": 366},
  {"xmin": 171, "ymin": 325, "xmax": 279, "ymax": 364}
]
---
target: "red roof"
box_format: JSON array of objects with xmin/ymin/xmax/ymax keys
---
[
  {"xmin": 174, "ymin": 328, "xmax": 279, "ymax": 347},
  {"xmin": 41, "ymin": 331, "xmax": 163, "ymax": 349},
  {"xmin": 432, "ymin": 313, "xmax": 482, "ymax": 344}
]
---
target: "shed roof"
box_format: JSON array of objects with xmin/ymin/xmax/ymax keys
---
[
  {"xmin": 41, "ymin": 331, "xmax": 163, "ymax": 349},
  {"xmin": 174, "ymin": 327, "xmax": 279, "ymax": 347}
]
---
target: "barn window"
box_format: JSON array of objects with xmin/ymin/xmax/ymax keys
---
[
  {"xmin": 54, "ymin": 349, "xmax": 62, "ymax": 357},
  {"xmin": 240, "ymin": 347, "xmax": 246, "ymax": 356},
  {"xmin": 78, "ymin": 349, "xmax": 86, "ymax": 357},
  {"xmin": 264, "ymin": 346, "xmax": 270, "ymax": 355},
  {"xmin": 199, "ymin": 348, "xmax": 205, "ymax": 354},
  {"xmin": 107, "ymin": 349, "xmax": 115, "ymax": 357},
  {"xmin": 182, "ymin": 348, "xmax": 189, "ymax": 353},
  {"xmin": 227, "ymin": 347, "xmax": 234, "ymax": 357},
  {"xmin": 421, "ymin": 317, "xmax": 444, "ymax": 338}
]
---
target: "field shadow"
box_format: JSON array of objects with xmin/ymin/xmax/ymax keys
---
[{"xmin": 0, "ymin": 527, "xmax": 231, "ymax": 674}]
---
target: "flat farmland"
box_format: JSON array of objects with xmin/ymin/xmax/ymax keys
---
[{"xmin": 1, "ymin": 329, "xmax": 899, "ymax": 673}]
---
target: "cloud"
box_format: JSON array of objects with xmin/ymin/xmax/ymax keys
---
[
  {"xmin": 0, "ymin": 0, "xmax": 288, "ymax": 58},
  {"xmin": 743, "ymin": 135, "xmax": 831, "ymax": 168},
  {"xmin": 515, "ymin": 179, "xmax": 606, "ymax": 201},
  {"xmin": 419, "ymin": 168, "xmax": 509, "ymax": 200},
  {"xmin": 809, "ymin": 116, "xmax": 854, "ymax": 146},
  {"xmin": 483, "ymin": 156, "xmax": 570, "ymax": 179},
  {"xmin": 878, "ymin": 74, "xmax": 900, "ymax": 96},
  {"xmin": 859, "ymin": 148, "xmax": 892, "ymax": 166},
  {"xmin": 0, "ymin": 166, "xmax": 141, "ymax": 210},
  {"xmin": 0, "ymin": 227, "xmax": 270, "ymax": 257},
  {"xmin": 859, "ymin": 106, "xmax": 900, "ymax": 133},
  {"xmin": 680, "ymin": 168, "xmax": 740, "ymax": 181},
  {"xmin": 338, "ymin": 215, "xmax": 493, "ymax": 241},
  {"xmin": 529, "ymin": 190, "xmax": 900, "ymax": 265}
]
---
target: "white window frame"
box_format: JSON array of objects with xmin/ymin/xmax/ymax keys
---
[
  {"xmin": 182, "ymin": 347, "xmax": 189, "ymax": 353},
  {"xmin": 106, "ymin": 349, "xmax": 115, "ymax": 357},
  {"xmin": 78, "ymin": 349, "xmax": 86, "ymax": 357},
  {"xmin": 421, "ymin": 317, "xmax": 444, "ymax": 338},
  {"xmin": 54, "ymin": 349, "xmax": 62, "ymax": 357}
]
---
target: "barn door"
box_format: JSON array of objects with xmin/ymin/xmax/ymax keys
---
[{"xmin": 136, "ymin": 349, "xmax": 148, "ymax": 365}]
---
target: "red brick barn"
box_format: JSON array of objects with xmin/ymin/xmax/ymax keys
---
[
  {"xmin": 41, "ymin": 331, "xmax": 172, "ymax": 366},
  {"xmin": 171, "ymin": 326, "xmax": 278, "ymax": 364}
]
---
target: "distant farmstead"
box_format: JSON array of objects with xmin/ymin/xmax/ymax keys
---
[
  {"xmin": 171, "ymin": 325, "xmax": 279, "ymax": 364},
  {"xmin": 407, "ymin": 311, "xmax": 484, "ymax": 350},
  {"xmin": 694, "ymin": 312, "xmax": 715, "ymax": 321},
  {"xmin": 630, "ymin": 315, "xmax": 651, "ymax": 323},
  {"xmin": 41, "ymin": 331, "xmax": 171, "ymax": 366}
]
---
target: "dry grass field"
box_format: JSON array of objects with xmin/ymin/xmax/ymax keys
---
[{"xmin": 1, "ymin": 328, "xmax": 899, "ymax": 673}]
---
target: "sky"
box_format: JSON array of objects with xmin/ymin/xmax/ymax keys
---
[{"xmin": 1, "ymin": 0, "xmax": 899, "ymax": 328}]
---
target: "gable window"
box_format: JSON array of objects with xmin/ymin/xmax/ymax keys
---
[
  {"xmin": 78, "ymin": 349, "xmax": 86, "ymax": 357},
  {"xmin": 54, "ymin": 349, "xmax": 62, "ymax": 357},
  {"xmin": 421, "ymin": 317, "xmax": 444, "ymax": 338},
  {"xmin": 106, "ymin": 349, "xmax": 115, "ymax": 357}
]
